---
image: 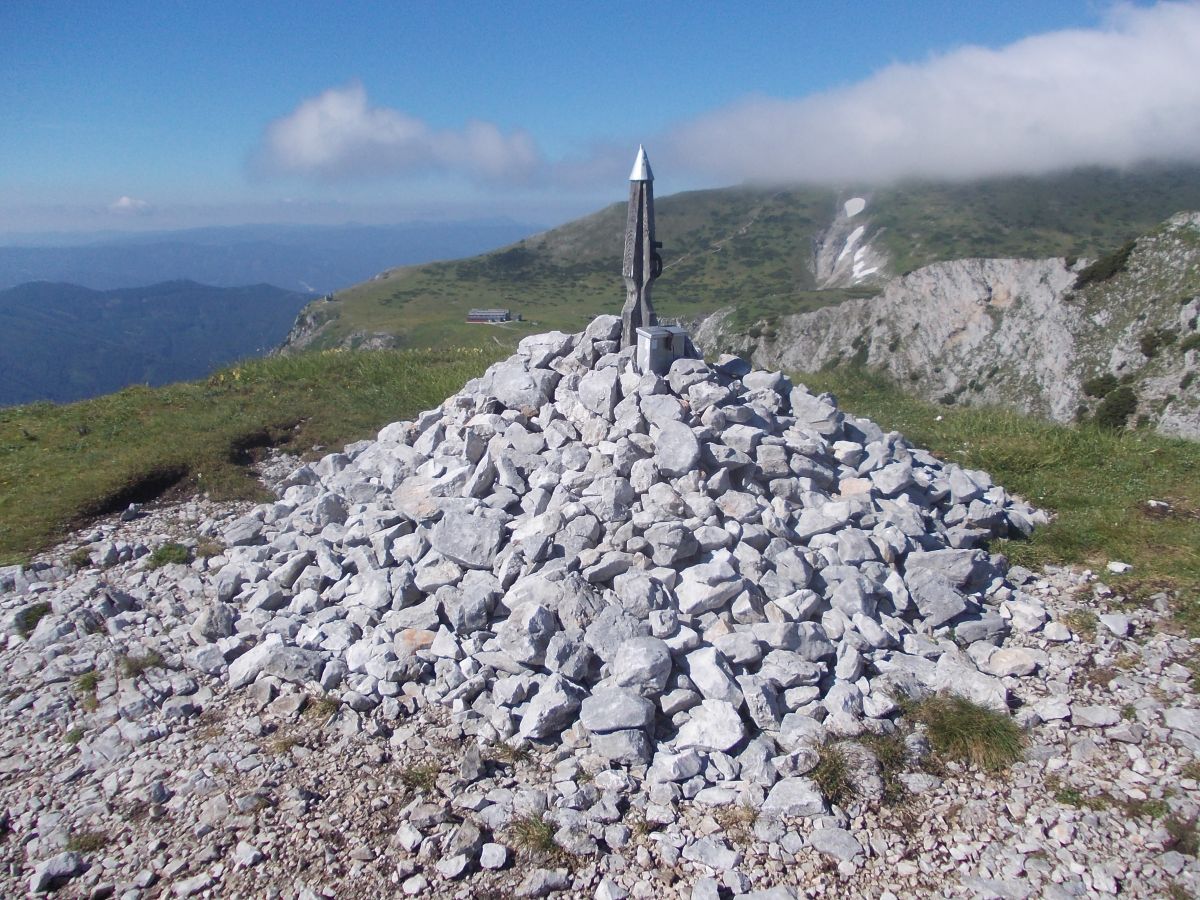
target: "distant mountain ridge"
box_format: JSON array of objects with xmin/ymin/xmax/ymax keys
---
[
  {"xmin": 0, "ymin": 280, "xmax": 310, "ymax": 406},
  {"xmin": 0, "ymin": 220, "xmax": 542, "ymax": 294},
  {"xmin": 278, "ymin": 164, "xmax": 1200, "ymax": 354}
]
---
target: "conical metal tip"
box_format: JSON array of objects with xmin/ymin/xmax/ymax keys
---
[{"xmin": 629, "ymin": 145, "xmax": 653, "ymax": 182}]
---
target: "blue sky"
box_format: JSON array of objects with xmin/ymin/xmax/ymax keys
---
[{"xmin": 3, "ymin": 1, "xmax": 1198, "ymax": 234}]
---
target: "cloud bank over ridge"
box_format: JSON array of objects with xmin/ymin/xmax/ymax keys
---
[
  {"xmin": 256, "ymin": 3, "xmax": 1200, "ymax": 190},
  {"xmin": 667, "ymin": 2, "xmax": 1200, "ymax": 184}
]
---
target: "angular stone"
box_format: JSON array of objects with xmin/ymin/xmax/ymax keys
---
[
  {"xmin": 590, "ymin": 729, "xmax": 652, "ymax": 764},
  {"xmin": 762, "ymin": 777, "xmax": 825, "ymax": 817},
  {"xmin": 262, "ymin": 646, "xmax": 325, "ymax": 685},
  {"xmin": 807, "ymin": 827, "xmax": 862, "ymax": 861},
  {"xmin": 681, "ymin": 835, "xmax": 742, "ymax": 871},
  {"xmin": 1074, "ymin": 705, "xmax": 1121, "ymax": 728},
  {"xmin": 518, "ymin": 674, "xmax": 585, "ymax": 740},
  {"xmin": 517, "ymin": 868, "xmax": 571, "ymax": 898},
  {"xmin": 982, "ymin": 646, "xmax": 1040, "ymax": 677},
  {"xmin": 613, "ymin": 636, "xmax": 673, "ymax": 696},
  {"xmin": 674, "ymin": 699, "xmax": 746, "ymax": 752},
  {"xmin": 654, "ymin": 420, "xmax": 701, "ymax": 478},
  {"xmin": 581, "ymin": 688, "xmax": 655, "ymax": 733},
  {"xmin": 29, "ymin": 851, "xmax": 85, "ymax": 893},
  {"xmin": 683, "ymin": 647, "xmax": 743, "ymax": 705},
  {"xmin": 480, "ymin": 842, "xmax": 508, "ymax": 870},
  {"xmin": 430, "ymin": 512, "xmax": 505, "ymax": 570},
  {"xmin": 496, "ymin": 603, "xmax": 559, "ymax": 667},
  {"xmin": 578, "ymin": 369, "xmax": 621, "ymax": 420},
  {"xmin": 905, "ymin": 569, "xmax": 968, "ymax": 628}
]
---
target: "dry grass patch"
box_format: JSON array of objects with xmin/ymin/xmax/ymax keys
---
[
  {"xmin": 66, "ymin": 830, "xmax": 108, "ymax": 853},
  {"xmin": 118, "ymin": 649, "xmax": 164, "ymax": 678},
  {"xmin": 509, "ymin": 814, "xmax": 562, "ymax": 860},
  {"xmin": 908, "ymin": 694, "xmax": 1024, "ymax": 772},
  {"xmin": 811, "ymin": 743, "xmax": 856, "ymax": 807},
  {"xmin": 398, "ymin": 763, "xmax": 440, "ymax": 793}
]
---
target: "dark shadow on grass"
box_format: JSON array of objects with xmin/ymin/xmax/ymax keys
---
[{"xmin": 77, "ymin": 464, "xmax": 189, "ymax": 520}]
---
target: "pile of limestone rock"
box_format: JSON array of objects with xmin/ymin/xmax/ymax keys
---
[{"xmin": 181, "ymin": 313, "xmax": 1046, "ymax": 812}]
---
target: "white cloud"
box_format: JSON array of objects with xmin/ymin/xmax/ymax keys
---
[
  {"xmin": 108, "ymin": 195, "xmax": 151, "ymax": 214},
  {"xmin": 666, "ymin": 1, "xmax": 1200, "ymax": 184},
  {"xmin": 257, "ymin": 82, "xmax": 541, "ymax": 183}
]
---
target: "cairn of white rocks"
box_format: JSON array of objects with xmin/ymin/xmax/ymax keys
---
[
  {"xmin": 156, "ymin": 314, "xmax": 1042, "ymax": 791},
  {"xmin": 15, "ymin": 316, "xmax": 1200, "ymax": 896}
]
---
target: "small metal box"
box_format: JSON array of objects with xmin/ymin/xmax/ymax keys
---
[{"xmin": 636, "ymin": 325, "xmax": 691, "ymax": 375}]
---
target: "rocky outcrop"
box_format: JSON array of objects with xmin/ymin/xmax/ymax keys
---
[
  {"xmin": 276, "ymin": 298, "xmax": 337, "ymax": 353},
  {"xmin": 700, "ymin": 213, "xmax": 1200, "ymax": 440}
]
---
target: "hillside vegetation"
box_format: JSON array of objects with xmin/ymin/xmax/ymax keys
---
[
  {"xmin": 282, "ymin": 165, "xmax": 1200, "ymax": 353},
  {"xmin": 0, "ymin": 280, "xmax": 311, "ymax": 406},
  {"xmin": 0, "ymin": 347, "xmax": 501, "ymax": 562},
  {"xmin": 3, "ymin": 349, "xmax": 1196, "ymax": 635}
]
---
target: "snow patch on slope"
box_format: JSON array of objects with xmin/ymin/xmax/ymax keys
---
[
  {"xmin": 837, "ymin": 225, "xmax": 866, "ymax": 263},
  {"xmin": 843, "ymin": 197, "xmax": 866, "ymax": 218}
]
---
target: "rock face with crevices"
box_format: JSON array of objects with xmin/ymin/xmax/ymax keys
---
[{"xmin": 698, "ymin": 213, "xmax": 1200, "ymax": 440}]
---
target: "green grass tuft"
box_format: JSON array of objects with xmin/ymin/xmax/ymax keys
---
[
  {"xmin": 14, "ymin": 601, "xmax": 52, "ymax": 638},
  {"xmin": 1166, "ymin": 815, "xmax": 1200, "ymax": 857},
  {"xmin": 509, "ymin": 814, "xmax": 561, "ymax": 858},
  {"xmin": 66, "ymin": 830, "xmax": 108, "ymax": 853},
  {"xmin": 490, "ymin": 741, "xmax": 533, "ymax": 766},
  {"xmin": 146, "ymin": 542, "xmax": 191, "ymax": 569},
  {"xmin": 398, "ymin": 763, "xmax": 441, "ymax": 793},
  {"xmin": 907, "ymin": 694, "xmax": 1024, "ymax": 772},
  {"xmin": 811, "ymin": 744, "xmax": 856, "ymax": 807},
  {"xmin": 1063, "ymin": 609, "xmax": 1098, "ymax": 638},
  {"xmin": 303, "ymin": 694, "xmax": 340, "ymax": 721},
  {"xmin": 118, "ymin": 650, "xmax": 164, "ymax": 678}
]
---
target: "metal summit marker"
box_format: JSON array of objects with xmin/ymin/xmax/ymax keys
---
[
  {"xmin": 621, "ymin": 145, "xmax": 695, "ymax": 375},
  {"xmin": 621, "ymin": 145, "xmax": 662, "ymax": 349}
]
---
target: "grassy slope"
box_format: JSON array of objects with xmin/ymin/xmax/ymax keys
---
[
  {"xmin": 292, "ymin": 165, "xmax": 1200, "ymax": 353},
  {"xmin": 0, "ymin": 348, "xmax": 501, "ymax": 564},
  {"xmin": 3, "ymin": 349, "xmax": 1196, "ymax": 632}
]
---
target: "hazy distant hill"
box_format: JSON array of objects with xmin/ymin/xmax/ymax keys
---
[
  {"xmin": 0, "ymin": 280, "xmax": 310, "ymax": 406},
  {"xmin": 278, "ymin": 164, "xmax": 1200, "ymax": 353},
  {"xmin": 0, "ymin": 220, "xmax": 542, "ymax": 294}
]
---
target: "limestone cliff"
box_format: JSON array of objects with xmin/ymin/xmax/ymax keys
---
[{"xmin": 697, "ymin": 213, "xmax": 1200, "ymax": 439}]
